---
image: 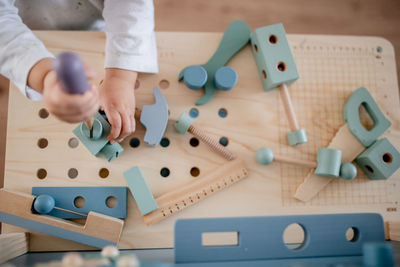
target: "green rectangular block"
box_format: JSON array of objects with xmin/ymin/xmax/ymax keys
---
[
  {"xmin": 356, "ymin": 138, "xmax": 400, "ymax": 180},
  {"xmin": 251, "ymin": 23, "xmax": 299, "ymax": 91},
  {"xmin": 123, "ymin": 166, "xmax": 158, "ymax": 215}
]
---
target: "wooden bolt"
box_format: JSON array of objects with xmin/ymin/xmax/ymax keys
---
[{"xmin": 279, "ymin": 83, "xmax": 299, "ymax": 132}]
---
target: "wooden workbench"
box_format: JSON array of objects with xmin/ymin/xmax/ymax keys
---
[{"xmin": 2, "ymin": 31, "xmax": 400, "ymax": 251}]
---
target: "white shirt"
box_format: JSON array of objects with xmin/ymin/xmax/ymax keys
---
[{"xmin": 0, "ymin": 0, "xmax": 158, "ymax": 100}]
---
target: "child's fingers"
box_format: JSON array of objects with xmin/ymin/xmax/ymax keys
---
[
  {"xmin": 118, "ymin": 111, "xmax": 132, "ymax": 141},
  {"xmin": 130, "ymin": 112, "xmax": 136, "ymax": 133},
  {"xmin": 106, "ymin": 109, "xmax": 122, "ymax": 143}
]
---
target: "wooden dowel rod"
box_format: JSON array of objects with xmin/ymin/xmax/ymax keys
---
[
  {"xmin": 274, "ymin": 154, "xmax": 317, "ymax": 169},
  {"xmin": 279, "ymin": 83, "xmax": 299, "ymax": 131}
]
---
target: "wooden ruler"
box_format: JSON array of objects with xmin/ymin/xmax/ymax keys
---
[{"xmin": 143, "ymin": 159, "xmax": 248, "ymax": 225}]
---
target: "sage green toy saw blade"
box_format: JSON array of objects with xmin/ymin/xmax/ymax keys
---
[{"xmin": 178, "ymin": 20, "xmax": 251, "ymax": 105}]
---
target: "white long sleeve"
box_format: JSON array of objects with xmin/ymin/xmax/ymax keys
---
[
  {"xmin": 0, "ymin": 0, "xmax": 53, "ymax": 100},
  {"xmin": 103, "ymin": 0, "xmax": 158, "ymax": 73}
]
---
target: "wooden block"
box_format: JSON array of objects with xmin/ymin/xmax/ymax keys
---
[
  {"xmin": 123, "ymin": 167, "xmax": 158, "ymax": 216},
  {"xmin": 0, "ymin": 233, "xmax": 28, "ymax": 264},
  {"xmin": 294, "ymin": 125, "xmax": 365, "ymax": 202},
  {"xmin": 385, "ymin": 221, "xmax": 400, "ymax": 241},
  {"xmin": 31, "ymin": 187, "xmax": 127, "ymax": 219},
  {"xmin": 0, "ymin": 189, "xmax": 124, "ymax": 248}
]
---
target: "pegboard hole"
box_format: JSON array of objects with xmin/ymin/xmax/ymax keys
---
[
  {"xmin": 376, "ymin": 46, "xmax": 382, "ymax": 53},
  {"xmin": 37, "ymin": 138, "xmax": 48, "ymax": 149},
  {"xmin": 218, "ymin": 108, "xmax": 228, "ymax": 118},
  {"xmin": 36, "ymin": 168, "xmax": 47, "ymax": 179},
  {"xmin": 68, "ymin": 137, "xmax": 79, "ymax": 148},
  {"xmin": 268, "ymin": 34, "xmax": 278, "ymax": 44},
  {"xmin": 262, "ymin": 70, "xmax": 267, "ymax": 80},
  {"xmin": 190, "ymin": 167, "xmax": 200, "ymax": 177},
  {"xmin": 365, "ymin": 165, "xmax": 374, "ymax": 173},
  {"xmin": 283, "ymin": 223, "xmax": 306, "ymax": 250},
  {"xmin": 219, "ymin": 137, "xmax": 229, "ymax": 147},
  {"xmin": 159, "ymin": 79, "xmax": 170, "ymax": 89},
  {"xmin": 382, "ymin": 153, "xmax": 393, "ymax": 164},
  {"xmin": 160, "ymin": 137, "xmax": 170, "ymax": 147},
  {"xmin": 38, "ymin": 108, "xmax": 49, "ymax": 119},
  {"xmin": 160, "ymin": 167, "xmax": 170, "ymax": 178},
  {"xmin": 99, "ymin": 168, "xmax": 110, "ymax": 178},
  {"xmin": 106, "ymin": 196, "xmax": 117, "ymax": 208},
  {"xmin": 68, "ymin": 168, "xmax": 78, "ymax": 179},
  {"xmin": 253, "ymin": 44, "xmax": 258, "ymax": 53},
  {"xmin": 346, "ymin": 227, "xmax": 359, "ymax": 242},
  {"xmin": 129, "ymin": 137, "xmax": 140, "ymax": 148},
  {"xmin": 135, "ymin": 80, "xmax": 140, "ymax": 90},
  {"xmin": 74, "ymin": 196, "xmax": 85, "ymax": 209},
  {"xmin": 189, "ymin": 108, "xmax": 199, "ymax": 118},
  {"xmin": 277, "ymin": 62, "xmax": 286, "ymax": 72},
  {"xmin": 190, "ymin": 137, "xmax": 199, "ymax": 147}
]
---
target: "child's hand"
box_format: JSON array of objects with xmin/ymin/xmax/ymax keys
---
[
  {"xmin": 99, "ymin": 68, "xmax": 137, "ymax": 144},
  {"xmin": 42, "ymin": 68, "xmax": 99, "ymax": 123}
]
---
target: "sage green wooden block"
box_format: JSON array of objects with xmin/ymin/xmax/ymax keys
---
[
  {"xmin": 174, "ymin": 113, "xmax": 194, "ymax": 134},
  {"xmin": 123, "ymin": 166, "xmax": 158, "ymax": 215},
  {"xmin": 251, "ymin": 23, "xmax": 299, "ymax": 91},
  {"xmin": 314, "ymin": 148, "xmax": 342, "ymax": 177},
  {"xmin": 100, "ymin": 142, "xmax": 124, "ymax": 162},
  {"xmin": 343, "ymin": 87, "xmax": 391, "ymax": 147},
  {"xmin": 355, "ymin": 138, "xmax": 400, "ymax": 180},
  {"xmin": 287, "ymin": 129, "xmax": 307, "ymax": 146},
  {"xmin": 72, "ymin": 112, "xmax": 111, "ymax": 156}
]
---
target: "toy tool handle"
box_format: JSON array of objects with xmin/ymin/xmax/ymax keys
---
[{"xmin": 53, "ymin": 52, "xmax": 90, "ymax": 95}]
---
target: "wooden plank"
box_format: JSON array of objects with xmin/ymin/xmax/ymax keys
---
[
  {"xmin": 386, "ymin": 221, "xmax": 400, "ymax": 241},
  {"xmin": 2, "ymin": 31, "xmax": 400, "ymax": 251},
  {"xmin": 0, "ymin": 233, "xmax": 28, "ymax": 264}
]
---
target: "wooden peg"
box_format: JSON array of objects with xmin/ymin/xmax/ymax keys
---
[{"xmin": 279, "ymin": 83, "xmax": 300, "ymax": 132}]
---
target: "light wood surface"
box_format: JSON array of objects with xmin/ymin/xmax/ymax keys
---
[
  {"xmin": 0, "ymin": 233, "xmax": 28, "ymax": 264},
  {"xmin": 2, "ymin": 31, "xmax": 400, "ymax": 251}
]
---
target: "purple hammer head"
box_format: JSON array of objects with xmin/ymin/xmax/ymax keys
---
[{"xmin": 53, "ymin": 52, "xmax": 90, "ymax": 94}]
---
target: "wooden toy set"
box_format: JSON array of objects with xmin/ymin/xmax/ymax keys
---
[{"xmin": 1, "ymin": 20, "xmax": 400, "ymax": 256}]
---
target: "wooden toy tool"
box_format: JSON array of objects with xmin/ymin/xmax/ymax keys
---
[
  {"xmin": 174, "ymin": 112, "xmax": 236, "ymax": 160},
  {"xmin": 251, "ymin": 24, "xmax": 307, "ymax": 146},
  {"xmin": 178, "ymin": 20, "xmax": 251, "ymax": 105},
  {"xmin": 0, "ymin": 189, "xmax": 124, "ymax": 248}
]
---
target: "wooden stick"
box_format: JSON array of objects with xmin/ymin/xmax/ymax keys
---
[
  {"xmin": 143, "ymin": 159, "xmax": 248, "ymax": 225},
  {"xmin": 0, "ymin": 233, "xmax": 29, "ymax": 264},
  {"xmin": 279, "ymin": 83, "xmax": 299, "ymax": 131},
  {"xmin": 274, "ymin": 154, "xmax": 317, "ymax": 169}
]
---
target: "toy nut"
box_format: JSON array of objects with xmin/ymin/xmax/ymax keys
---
[
  {"xmin": 33, "ymin": 194, "xmax": 55, "ymax": 214},
  {"xmin": 256, "ymin": 147, "xmax": 274, "ymax": 165},
  {"xmin": 287, "ymin": 129, "xmax": 307, "ymax": 146},
  {"xmin": 214, "ymin": 66, "xmax": 238, "ymax": 91},
  {"xmin": 183, "ymin": 65, "xmax": 207, "ymax": 90},
  {"xmin": 339, "ymin": 162, "xmax": 357, "ymax": 180},
  {"xmin": 314, "ymin": 148, "xmax": 342, "ymax": 177},
  {"xmin": 174, "ymin": 113, "xmax": 194, "ymax": 134}
]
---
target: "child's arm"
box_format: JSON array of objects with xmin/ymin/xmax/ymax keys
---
[
  {"xmin": 101, "ymin": 0, "xmax": 158, "ymax": 143},
  {"xmin": 0, "ymin": 0, "xmax": 99, "ymax": 123}
]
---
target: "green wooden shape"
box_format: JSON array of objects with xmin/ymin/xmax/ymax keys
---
[
  {"xmin": 343, "ymin": 87, "xmax": 391, "ymax": 147},
  {"xmin": 178, "ymin": 20, "xmax": 251, "ymax": 105},
  {"xmin": 250, "ymin": 23, "xmax": 299, "ymax": 91},
  {"xmin": 314, "ymin": 148, "xmax": 342, "ymax": 177},
  {"xmin": 339, "ymin": 163, "xmax": 358, "ymax": 180},
  {"xmin": 174, "ymin": 113, "xmax": 194, "ymax": 134},
  {"xmin": 73, "ymin": 112, "xmax": 111, "ymax": 156},
  {"xmin": 287, "ymin": 129, "xmax": 307, "ymax": 146},
  {"xmin": 355, "ymin": 138, "xmax": 400, "ymax": 180},
  {"xmin": 256, "ymin": 147, "xmax": 274, "ymax": 165},
  {"xmin": 99, "ymin": 142, "xmax": 124, "ymax": 162},
  {"xmin": 123, "ymin": 166, "xmax": 158, "ymax": 216},
  {"xmin": 80, "ymin": 118, "xmax": 103, "ymax": 140}
]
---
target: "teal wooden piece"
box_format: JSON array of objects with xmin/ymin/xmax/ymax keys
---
[
  {"xmin": 123, "ymin": 166, "xmax": 158, "ymax": 216},
  {"xmin": 80, "ymin": 118, "xmax": 103, "ymax": 140},
  {"xmin": 256, "ymin": 147, "xmax": 274, "ymax": 165},
  {"xmin": 32, "ymin": 187, "xmax": 127, "ymax": 219},
  {"xmin": 140, "ymin": 87, "xmax": 169, "ymax": 146},
  {"xmin": 287, "ymin": 129, "xmax": 307, "ymax": 146},
  {"xmin": 178, "ymin": 20, "xmax": 251, "ymax": 105},
  {"xmin": 183, "ymin": 65, "xmax": 207, "ymax": 90},
  {"xmin": 355, "ymin": 138, "xmax": 400, "ymax": 180},
  {"xmin": 339, "ymin": 163, "xmax": 358, "ymax": 180},
  {"xmin": 343, "ymin": 87, "xmax": 391, "ymax": 147},
  {"xmin": 314, "ymin": 148, "xmax": 342, "ymax": 177},
  {"xmin": 363, "ymin": 242, "xmax": 394, "ymax": 267},
  {"xmin": 33, "ymin": 194, "xmax": 55, "ymax": 214},
  {"xmin": 174, "ymin": 113, "xmax": 194, "ymax": 134},
  {"xmin": 175, "ymin": 213, "xmax": 385, "ymax": 263},
  {"xmin": 214, "ymin": 66, "xmax": 238, "ymax": 91},
  {"xmin": 100, "ymin": 142, "xmax": 124, "ymax": 162},
  {"xmin": 250, "ymin": 23, "xmax": 299, "ymax": 91}
]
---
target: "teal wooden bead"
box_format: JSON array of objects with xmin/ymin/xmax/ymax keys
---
[
  {"xmin": 214, "ymin": 66, "xmax": 238, "ymax": 91},
  {"xmin": 314, "ymin": 148, "xmax": 342, "ymax": 177},
  {"xmin": 80, "ymin": 118, "xmax": 103, "ymax": 140},
  {"xmin": 174, "ymin": 113, "xmax": 194, "ymax": 134},
  {"xmin": 356, "ymin": 138, "xmax": 400, "ymax": 180},
  {"xmin": 34, "ymin": 194, "xmax": 55, "ymax": 214},
  {"xmin": 363, "ymin": 242, "xmax": 394, "ymax": 267},
  {"xmin": 339, "ymin": 162, "xmax": 357, "ymax": 180},
  {"xmin": 256, "ymin": 147, "xmax": 274, "ymax": 165},
  {"xmin": 183, "ymin": 65, "xmax": 207, "ymax": 90}
]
